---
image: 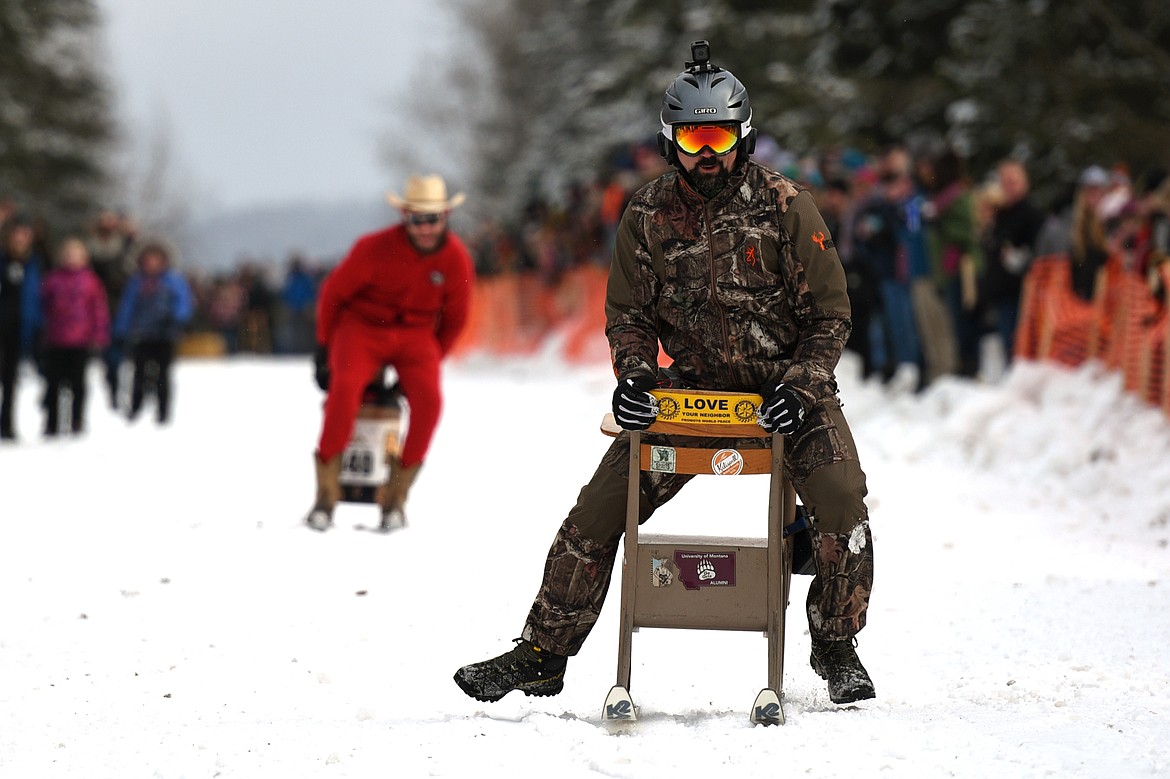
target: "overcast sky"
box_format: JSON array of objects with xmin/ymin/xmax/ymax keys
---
[{"xmin": 98, "ymin": 0, "xmax": 463, "ymax": 215}]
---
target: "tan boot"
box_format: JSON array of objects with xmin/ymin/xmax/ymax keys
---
[
  {"xmin": 306, "ymin": 453, "xmax": 342, "ymax": 531},
  {"xmin": 379, "ymin": 457, "xmax": 421, "ymax": 531}
]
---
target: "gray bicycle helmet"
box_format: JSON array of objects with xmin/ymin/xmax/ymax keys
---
[{"xmin": 659, "ymin": 40, "xmax": 756, "ymax": 160}]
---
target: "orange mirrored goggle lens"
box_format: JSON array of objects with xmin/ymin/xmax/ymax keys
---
[{"xmin": 673, "ymin": 124, "xmax": 740, "ymax": 155}]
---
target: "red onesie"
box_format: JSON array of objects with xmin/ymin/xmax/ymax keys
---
[{"xmin": 315, "ymin": 224, "xmax": 473, "ymax": 467}]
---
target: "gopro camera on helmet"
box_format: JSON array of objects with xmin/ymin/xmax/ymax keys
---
[{"xmin": 687, "ymin": 40, "xmax": 711, "ymax": 71}]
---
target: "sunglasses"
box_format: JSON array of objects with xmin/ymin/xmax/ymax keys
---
[
  {"xmin": 673, "ymin": 123, "xmax": 740, "ymax": 156},
  {"xmin": 403, "ymin": 211, "xmax": 445, "ymax": 226}
]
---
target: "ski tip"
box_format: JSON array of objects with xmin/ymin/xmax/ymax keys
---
[
  {"xmin": 750, "ymin": 688, "xmax": 784, "ymax": 726},
  {"xmin": 602, "ymin": 685, "xmax": 637, "ymax": 727}
]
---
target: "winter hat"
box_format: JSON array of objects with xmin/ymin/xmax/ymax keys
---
[
  {"xmin": 1079, "ymin": 165, "xmax": 1109, "ymax": 188},
  {"xmin": 386, "ymin": 175, "xmax": 466, "ymax": 213},
  {"xmin": 134, "ymin": 237, "xmax": 182, "ymax": 269}
]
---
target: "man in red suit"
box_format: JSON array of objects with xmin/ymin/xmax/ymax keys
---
[{"xmin": 308, "ymin": 175, "xmax": 474, "ymax": 531}]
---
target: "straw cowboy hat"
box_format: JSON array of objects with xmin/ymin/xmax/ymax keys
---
[{"xmin": 386, "ymin": 174, "xmax": 466, "ymax": 213}]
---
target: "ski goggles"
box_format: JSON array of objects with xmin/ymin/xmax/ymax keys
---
[{"xmin": 673, "ymin": 123, "xmax": 741, "ymax": 156}]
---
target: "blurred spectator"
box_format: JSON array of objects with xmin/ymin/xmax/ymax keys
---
[
  {"xmin": 1069, "ymin": 165, "xmax": 1111, "ymax": 300},
  {"xmin": 851, "ymin": 170, "xmax": 897, "ymax": 380},
  {"xmin": 520, "ymin": 199, "xmax": 568, "ymax": 287},
  {"xmin": 465, "ymin": 216, "xmax": 503, "ymax": 277},
  {"xmin": 182, "ymin": 268, "xmax": 212, "ymax": 333},
  {"xmin": 86, "ymin": 209, "xmax": 136, "ymax": 409},
  {"xmin": 1108, "ymin": 199, "xmax": 1148, "ymax": 274},
  {"xmin": 599, "ymin": 171, "xmax": 636, "ymax": 258},
  {"xmin": 237, "ymin": 263, "xmax": 275, "ymax": 353},
  {"xmin": 1143, "ymin": 171, "xmax": 1170, "ymax": 296},
  {"xmin": 86, "ymin": 209, "xmax": 135, "ymax": 298},
  {"xmin": 892, "ymin": 158, "xmax": 957, "ymax": 386},
  {"xmin": 207, "ymin": 275, "xmax": 245, "ymax": 354},
  {"xmin": 0, "ymin": 214, "xmax": 44, "ymax": 441},
  {"xmin": 984, "ymin": 160, "xmax": 1045, "ymax": 362},
  {"xmin": 275, "ymin": 254, "xmax": 318, "ymax": 354},
  {"xmin": 825, "ymin": 177, "xmax": 879, "ymax": 378},
  {"xmin": 39, "ymin": 238, "xmax": 110, "ymax": 436},
  {"xmin": 114, "ymin": 241, "xmax": 195, "ymax": 424},
  {"xmin": 858, "ymin": 169, "xmax": 921, "ymax": 387},
  {"xmin": 1035, "ymin": 182, "xmax": 1077, "ymax": 258},
  {"xmin": 561, "ymin": 181, "xmax": 605, "ymax": 268},
  {"xmin": 925, "ymin": 150, "xmax": 983, "ymax": 377},
  {"xmin": 1098, "ymin": 163, "xmax": 1133, "ymax": 223}
]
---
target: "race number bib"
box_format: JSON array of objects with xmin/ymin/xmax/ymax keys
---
[{"xmin": 340, "ymin": 419, "xmax": 394, "ymax": 486}]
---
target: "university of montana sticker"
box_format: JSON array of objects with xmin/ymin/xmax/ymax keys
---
[{"xmin": 674, "ymin": 550, "xmax": 736, "ymax": 590}]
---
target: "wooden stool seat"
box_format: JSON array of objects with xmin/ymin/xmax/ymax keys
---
[{"xmin": 601, "ymin": 389, "xmax": 795, "ymax": 726}]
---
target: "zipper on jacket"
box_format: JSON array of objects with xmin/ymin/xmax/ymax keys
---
[{"xmin": 703, "ymin": 201, "xmax": 737, "ymax": 387}]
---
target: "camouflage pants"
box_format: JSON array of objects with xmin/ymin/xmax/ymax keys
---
[{"xmin": 522, "ymin": 399, "xmax": 874, "ymax": 656}]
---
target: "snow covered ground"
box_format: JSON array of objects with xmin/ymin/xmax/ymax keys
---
[{"xmin": 1, "ymin": 351, "xmax": 1168, "ymax": 778}]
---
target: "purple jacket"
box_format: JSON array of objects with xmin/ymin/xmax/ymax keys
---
[{"xmin": 40, "ymin": 266, "xmax": 110, "ymax": 349}]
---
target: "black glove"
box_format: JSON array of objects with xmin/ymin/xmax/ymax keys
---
[
  {"xmin": 757, "ymin": 381, "xmax": 805, "ymax": 435},
  {"xmin": 313, "ymin": 345, "xmax": 330, "ymax": 391},
  {"xmin": 612, "ymin": 375, "xmax": 659, "ymax": 431}
]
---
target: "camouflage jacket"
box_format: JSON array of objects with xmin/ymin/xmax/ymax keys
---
[{"xmin": 605, "ymin": 160, "xmax": 852, "ymax": 409}]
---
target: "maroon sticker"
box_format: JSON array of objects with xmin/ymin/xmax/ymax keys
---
[{"xmin": 674, "ymin": 550, "xmax": 736, "ymax": 590}]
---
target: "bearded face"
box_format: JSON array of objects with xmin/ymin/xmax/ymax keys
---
[
  {"xmin": 678, "ymin": 148, "xmax": 739, "ymax": 199},
  {"xmin": 401, "ymin": 210, "xmax": 449, "ymax": 253}
]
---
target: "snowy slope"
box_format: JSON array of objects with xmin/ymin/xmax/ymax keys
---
[{"xmin": 1, "ymin": 353, "xmax": 1168, "ymax": 778}]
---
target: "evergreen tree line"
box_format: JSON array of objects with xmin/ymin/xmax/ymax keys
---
[
  {"xmin": 6, "ymin": 0, "xmax": 1169, "ymax": 244},
  {"xmin": 447, "ymin": 0, "xmax": 1170, "ymax": 215},
  {"xmin": 0, "ymin": 0, "xmax": 113, "ymax": 235}
]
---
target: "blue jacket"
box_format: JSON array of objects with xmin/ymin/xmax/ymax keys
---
[
  {"xmin": 280, "ymin": 268, "xmax": 317, "ymax": 313},
  {"xmin": 0, "ymin": 250, "xmax": 43, "ymax": 355},
  {"xmin": 114, "ymin": 269, "xmax": 194, "ymax": 343},
  {"xmin": 896, "ymin": 194, "xmax": 933, "ymax": 281}
]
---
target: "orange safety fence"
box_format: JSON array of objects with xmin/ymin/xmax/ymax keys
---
[
  {"xmin": 1016, "ymin": 253, "xmax": 1170, "ymax": 417},
  {"xmin": 1015, "ymin": 255, "xmax": 1096, "ymax": 366},
  {"xmin": 1136, "ymin": 263, "xmax": 1170, "ymax": 414},
  {"xmin": 450, "ymin": 265, "xmax": 675, "ymax": 371},
  {"xmin": 448, "ymin": 266, "xmax": 613, "ymax": 363},
  {"xmin": 560, "ymin": 266, "xmax": 612, "ymax": 364}
]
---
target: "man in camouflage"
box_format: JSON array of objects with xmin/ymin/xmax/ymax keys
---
[{"xmin": 455, "ymin": 42, "xmax": 875, "ymax": 706}]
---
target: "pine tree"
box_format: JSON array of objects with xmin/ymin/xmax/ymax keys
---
[
  {"xmin": 444, "ymin": 0, "xmax": 1170, "ymax": 215},
  {"xmin": 0, "ymin": 0, "xmax": 115, "ymax": 232}
]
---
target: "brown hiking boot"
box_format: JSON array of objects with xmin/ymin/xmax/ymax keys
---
[
  {"xmin": 378, "ymin": 457, "xmax": 420, "ymax": 531},
  {"xmin": 306, "ymin": 453, "xmax": 341, "ymax": 531}
]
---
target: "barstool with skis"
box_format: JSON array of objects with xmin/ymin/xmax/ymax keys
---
[
  {"xmin": 338, "ymin": 367, "xmax": 411, "ymax": 532},
  {"xmin": 600, "ymin": 388, "xmax": 805, "ymax": 726}
]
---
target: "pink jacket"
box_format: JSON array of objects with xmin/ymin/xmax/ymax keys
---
[{"xmin": 40, "ymin": 267, "xmax": 110, "ymax": 349}]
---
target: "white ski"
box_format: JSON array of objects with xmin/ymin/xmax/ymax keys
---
[
  {"xmin": 602, "ymin": 685, "xmax": 637, "ymax": 726},
  {"xmin": 749, "ymin": 688, "xmax": 784, "ymax": 726}
]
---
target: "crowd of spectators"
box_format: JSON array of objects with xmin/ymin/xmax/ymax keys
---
[
  {"xmin": 463, "ymin": 136, "xmax": 1170, "ymax": 390},
  {"xmin": 182, "ymin": 253, "xmax": 326, "ymax": 358},
  {"xmin": 3, "ymin": 135, "xmax": 1168, "ymax": 442},
  {"xmin": 0, "ymin": 201, "xmax": 333, "ymax": 441}
]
